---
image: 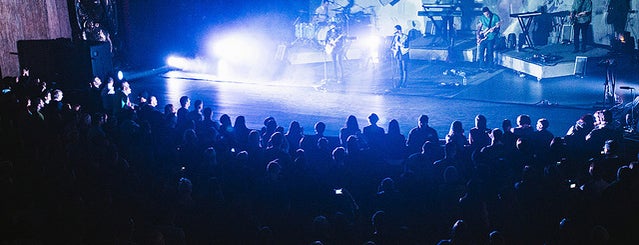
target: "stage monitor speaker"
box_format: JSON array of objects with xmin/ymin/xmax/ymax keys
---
[
  {"xmin": 17, "ymin": 39, "xmax": 112, "ymax": 89},
  {"xmin": 574, "ymin": 56, "xmax": 587, "ymax": 77}
]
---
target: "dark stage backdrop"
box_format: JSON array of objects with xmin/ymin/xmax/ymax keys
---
[{"xmin": 121, "ymin": 0, "xmax": 309, "ymax": 67}]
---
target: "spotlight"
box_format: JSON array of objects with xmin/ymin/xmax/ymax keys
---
[
  {"xmin": 117, "ymin": 70, "xmax": 124, "ymax": 80},
  {"xmin": 166, "ymin": 56, "xmax": 188, "ymax": 70}
]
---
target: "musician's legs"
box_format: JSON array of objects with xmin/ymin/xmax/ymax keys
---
[
  {"xmin": 331, "ymin": 52, "xmax": 339, "ymax": 81},
  {"xmin": 486, "ymin": 39, "xmax": 495, "ymax": 67},
  {"xmin": 573, "ymin": 23, "xmax": 582, "ymax": 52},
  {"xmin": 336, "ymin": 52, "xmax": 344, "ymax": 82},
  {"xmin": 399, "ymin": 54, "xmax": 408, "ymax": 87},
  {"xmin": 477, "ymin": 42, "xmax": 486, "ymax": 68},
  {"xmin": 581, "ymin": 23, "xmax": 589, "ymax": 51}
]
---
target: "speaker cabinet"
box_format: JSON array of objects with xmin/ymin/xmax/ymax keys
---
[
  {"xmin": 17, "ymin": 39, "xmax": 113, "ymax": 88},
  {"xmin": 574, "ymin": 56, "xmax": 587, "ymax": 77}
]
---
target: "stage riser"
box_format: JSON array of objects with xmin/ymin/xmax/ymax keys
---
[
  {"xmin": 495, "ymin": 44, "xmax": 610, "ymax": 81},
  {"xmin": 496, "ymin": 53, "xmax": 576, "ymax": 81}
]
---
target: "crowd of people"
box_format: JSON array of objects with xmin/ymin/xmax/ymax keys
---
[{"xmin": 0, "ymin": 73, "xmax": 638, "ymax": 245}]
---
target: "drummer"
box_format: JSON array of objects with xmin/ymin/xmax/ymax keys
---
[{"xmin": 313, "ymin": 0, "xmax": 331, "ymax": 24}]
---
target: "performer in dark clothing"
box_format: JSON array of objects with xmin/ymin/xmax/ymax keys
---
[
  {"xmin": 325, "ymin": 22, "xmax": 346, "ymax": 82},
  {"xmin": 606, "ymin": 0, "xmax": 631, "ymax": 36},
  {"xmin": 571, "ymin": 0, "xmax": 592, "ymax": 53}
]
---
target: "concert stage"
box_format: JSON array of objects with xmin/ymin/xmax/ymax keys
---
[
  {"xmin": 496, "ymin": 44, "xmax": 610, "ymax": 81},
  {"xmin": 287, "ymin": 35, "xmax": 478, "ymax": 65}
]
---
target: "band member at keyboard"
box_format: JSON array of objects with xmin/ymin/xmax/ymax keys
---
[
  {"xmin": 476, "ymin": 7, "xmax": 500, "ymax": 69},
  {"xmin": 392, "ymin": 25, "xmax": 409, "ymax": 88},
  {"xmin": 325, "ymin": 22, "xmax": 346, "ymax": 82},
  {"xmin": 571, "ymin": 0, "xmax": 592, "ymax": 53}
]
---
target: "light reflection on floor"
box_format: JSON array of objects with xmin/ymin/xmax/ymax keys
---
[{"xmin": 144, "ymin": 67, "xmax": 617, "ymax": 138}]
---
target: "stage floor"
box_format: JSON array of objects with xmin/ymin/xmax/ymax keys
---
[{"xmin": 130, "ymin": 52, "xmax": 639, "ymax": 138}]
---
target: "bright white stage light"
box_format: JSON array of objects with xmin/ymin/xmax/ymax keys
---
[
  {"xmin": 363, "ymin": 35, "xmax": 382, "ymax": 63},
  {"xmin": 117, "ymin": 70, "xmax": 124, "ymax": 80},
  {"xmin": 209, "ymin": 33, "xmax": 265, "ymax": 65},
  {"xmin": 166, "ymin": 56, "xmax": 188, "ymax": 69}
]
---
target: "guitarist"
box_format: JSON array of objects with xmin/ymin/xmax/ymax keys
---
[
  {"xmin": 325, "ymin": 22, "xmax": 346, "ymax": 83},
  {"xmin": 571, "ymin": 0, "xmax": 592, "ymax": 53},
  {"xmin": 391, "ymin": 25, "xmax": 409, "ymax": 88},
  {"xmin": 476, "ymin": 7, "xmax": 501, "ymax": 70}
]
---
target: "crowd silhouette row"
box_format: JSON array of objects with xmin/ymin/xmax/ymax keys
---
[{"xmin": 0, "ymin": 74, "xmax": 638, "ymax": 245}]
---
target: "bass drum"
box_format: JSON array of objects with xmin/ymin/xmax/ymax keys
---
[{"xmin": 316, "ymin": 25, "xmax": 331, "ymax": 45}]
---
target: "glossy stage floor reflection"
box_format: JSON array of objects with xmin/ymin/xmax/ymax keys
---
[{"xmin": 130, "ymin": 58, "xmax": 639, "ymax": 138}]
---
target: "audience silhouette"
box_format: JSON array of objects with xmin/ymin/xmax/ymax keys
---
[{"xmin": 1, "ymin": 73, "xmax": 638, "ymax": 245}]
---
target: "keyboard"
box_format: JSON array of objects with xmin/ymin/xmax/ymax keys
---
[
  {"xmin": 509, "ymin": 11, "xmax": 542, "ymax": 18},
  {"xmin": 418, "ymin": 10, "xmax": 462, "ymax": 17}
]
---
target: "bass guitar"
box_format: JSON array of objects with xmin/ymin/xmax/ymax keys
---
[
  {"xmin": 325, "ymin": 34, "xmax": 345, "ymax": 55},
  {"xmin": 477, "ymin": 25, "xmax": 499, "ymax": 44}
]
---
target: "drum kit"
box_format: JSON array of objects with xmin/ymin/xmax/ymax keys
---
[{"xmin": 293, "ymin": 4, "xmax": 376, "ymax": 47}]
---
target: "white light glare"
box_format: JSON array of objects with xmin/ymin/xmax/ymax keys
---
[
  {"xmin": 117, "ymin": 70, "xmax": 124, "ymax": 80},
  {"xmin": 166, "ymin": 56, "xmax": 189, "ymax": 70},
  {"xmin": 211, "ymin": 34, "xmax": 262, "ymax": 64},
  {"xmin": 364, "ymin": 36, "xmax": 381, "ymax": 63}
]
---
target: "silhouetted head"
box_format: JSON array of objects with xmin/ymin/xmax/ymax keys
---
[
  {"xmin": 418, "ymin": 115, "xmax": 429, "ymax": 128},
  {"xmin": 388, "ymin": 119, "xmax": 401, "ymax": 134},
  {"xmin": 449, "ymin": 120, "xmax": 464, "ymax": 135},
  {"xmin": 220, "ymin": 114, "xmax": 231, "ymax": 126},
  {"xmin": 315, "ymin": 122, "xmax": 326, "ymax": 134},
  {"xmin": 536, "ymin": 118, "xmax": 549, "ymax": 131},
  {"xmin": 502, "ymin": 119, "xmax": 512, "ymax": 131},
  {"xmin": 234, "ymin": 115, "xmax": 246, "ymax": 128},
  {"xmin": 475, "ymin": 114, "xmax": 487, "ymax": 129},
  {"xmin": 346, "ymin": 115, "xmax": 359, "ymax": 129},
  {"xmin": 517, "ymin": 114, "xmax": 531, "ymax": 127},
  {"xmin": 368, "ymin": 113, "xmax": 379, "ymax": 125},
  {"xmin": 179, "ymin": 96, "xmax": 190, "ymax": 108}
]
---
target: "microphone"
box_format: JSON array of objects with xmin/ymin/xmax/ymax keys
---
[{"xmin": 620, "ymin": 86, "xmax": 634, "ymax": 90}]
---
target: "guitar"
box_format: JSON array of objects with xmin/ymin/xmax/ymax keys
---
[
  {"xmin": 570, "ymin": 11, "xmax": 590, "ymax": 24},
  {"xmin": 392, "ymin": 33, "xmax": 409, "ymax": 55},
  {"xmin": 476, "ymin": 25, "xmax": 499, "ymax": 44},
  {"xmin": 325, "ymin": 34, "xmax": 344, "ymax": 55}
]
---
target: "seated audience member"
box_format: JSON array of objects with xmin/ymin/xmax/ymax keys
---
[
  {"xmin": 406, "ymin": 114, "xmax": 439, "ymax": 155},
  {"xmin": 300, "ymin": 121, "xmax": 326, "ymax": 154},
  {"xmin": 363, "ymin": 113, "xmax": 386, "ymax": 153},
  {"xmin": 233, "ymin": 115, "xmax": 251, "ymax": 151},
  {"xmin": 437, "ymin": 220, "xmax": 471, "ymax": 245},
  {"xmin": 285, "ymin": 120, "xmax": 304, "ymax": 155},
  {"xmin": 512, "ymin": 114, "xmax": 534, "ymax": 140},
  {"xmin": 339, "ymin": 115, "xmax": 364, "ymax": 147},
  {"xmin": 586, "ymin": 110, "xmax": 623, "ymax": 158},
  {"xmin": 469, "ymin": 114, "xmax": 491, "ymax": 150},
  {"xmin": 445, "ymin": 120, "xmax": 467, "ymax": 152},
  {"xmin": 385, "ymin": 119, "xmax": 407, "ymax": 162}
]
